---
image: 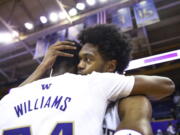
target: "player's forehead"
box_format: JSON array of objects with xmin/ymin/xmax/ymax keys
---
[{"xmin": 79, "ymin": 43, "xmax": 99, "ymax": 57}]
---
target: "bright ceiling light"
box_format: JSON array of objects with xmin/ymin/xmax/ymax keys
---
[
  {"xmin": 68, "ymin": 8, "xmax": 78, "ymax": 16},
  {"xmin": 99, "ymin": 0, "xmax": 108, "ymax": 3},
  {"xmin": 59, "ymin": 12, "xmax": 66, "ymax": 19},
  {"xmin": 86, "ymin": 0, "xmax": 96, "ymax": 6},
  {"xmin": 49, "ymin": 12, "xmax": 58, "ymax": 22},
  {"xmin": 76, "ymin": 3, "xmax": 86, "ymax": 10},
  {"xmin": 0, "ymin": 32, "xmax": 13, "ymax": 43},
  {"xmin": 24, "ymin": 22, "xmax": 34, "ymax": 30},
  {"xmin": 40, "ymin": 16, "xmax": 48, "ymax": 24}
]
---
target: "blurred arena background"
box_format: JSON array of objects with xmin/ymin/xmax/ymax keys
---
[{"xmin": 0, "ymin": 0, "xmax": 179, "ymax": 134}]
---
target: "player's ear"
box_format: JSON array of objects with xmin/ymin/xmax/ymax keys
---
[{"xmin": 105, "ymin": 60, "xmax": 117, "ymax": 72}]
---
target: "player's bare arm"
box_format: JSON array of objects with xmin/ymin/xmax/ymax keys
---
[
  {"xmin": 19, "ymin": 41, "xmax": 76, "ymax": 87},
  {"xmin": 130, "ymin": 75, "xmax": 175, "ymax": 100},
  {"xmin": 117, "ymin": 96, "xmax": 153, "ymax": 135}
]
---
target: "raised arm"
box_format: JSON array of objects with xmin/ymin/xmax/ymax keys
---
[
  {"xmin": 130, "ymin": 75, "xmax": 175, "ymax": 100},
  {"xmin": 19, "ymin": 41, "xmax": 76, "ymax": 87},
  {"xmin": 117, "ymin": 96, "xmax": 153, "ymax": 135}
]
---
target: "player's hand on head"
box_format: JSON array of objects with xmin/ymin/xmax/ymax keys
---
[
  {"xmin": 51, "ymin": 41, "xmax": 76, "ymax": 57},
  {"xmin": 41, "ymin": 41, "xmax": 76, "ymax": 69}
]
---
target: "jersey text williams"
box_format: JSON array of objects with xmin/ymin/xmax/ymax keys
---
[{"xmin": 14, "ymin": 96, "xmax": 71, "ymax": 117}]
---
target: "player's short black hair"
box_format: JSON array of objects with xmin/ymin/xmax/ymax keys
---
[
  {"xmin": 78, "ymin": 24, "xmax": 132, "ymax": 73},
  {"xmin": 52, "ymin": 40, "xmax": 81, "ymax": 69}
]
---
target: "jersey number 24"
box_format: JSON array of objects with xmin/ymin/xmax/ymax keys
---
[{"xmin": 3, "ymin": 122, "xmax": 73, "ymax": 135}]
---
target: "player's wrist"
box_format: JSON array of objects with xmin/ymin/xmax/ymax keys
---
[
  {"xmin": 114, "ymin": 129, "xmax": 142, "ymax": 135},
  {"xmin": 39, "ymin": 61, "xmax": 51, "ymax": 70}
]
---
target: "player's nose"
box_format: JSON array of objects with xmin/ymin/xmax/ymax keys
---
[{"xmin": 77, "ymin": 61, "xmax": 85, "ymax": 74}]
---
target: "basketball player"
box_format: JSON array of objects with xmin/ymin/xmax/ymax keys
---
[
  {"xmin": 76, "ymin": 24, "xmax": 174, "ymax": 135},
  {"xmin": 0, "ymin": 41, "xmax": 138, "ymax": 135}
]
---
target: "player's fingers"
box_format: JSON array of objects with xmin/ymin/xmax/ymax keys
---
[
  {"xmin": 55, "ymin": 51, "xmax": 74, "ymax": 57},
  {"xmin": 53, "ymin": 41, "xmax": 75, "ymax": 46},
  {"xmin": 54, "ymin": 45, "xmax": 76, "ymax": 50}
]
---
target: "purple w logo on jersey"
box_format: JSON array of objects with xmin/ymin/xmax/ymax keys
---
[{"xmin": 41, "ymin": 83, "xmax": 52, "ymax": 90}]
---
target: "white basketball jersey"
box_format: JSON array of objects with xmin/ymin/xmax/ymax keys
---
[
  {"xmin": 103, "ymin": 103, "xmax": 120, "ymax": 135},
  {"xmin": 0, "ymin": 72, "xmax": 134, "ymax": 135}
]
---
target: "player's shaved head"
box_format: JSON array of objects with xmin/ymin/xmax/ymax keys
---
[{"xmin": 52, "ymin": 40, "xmax": 81, "ymax": 76}]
